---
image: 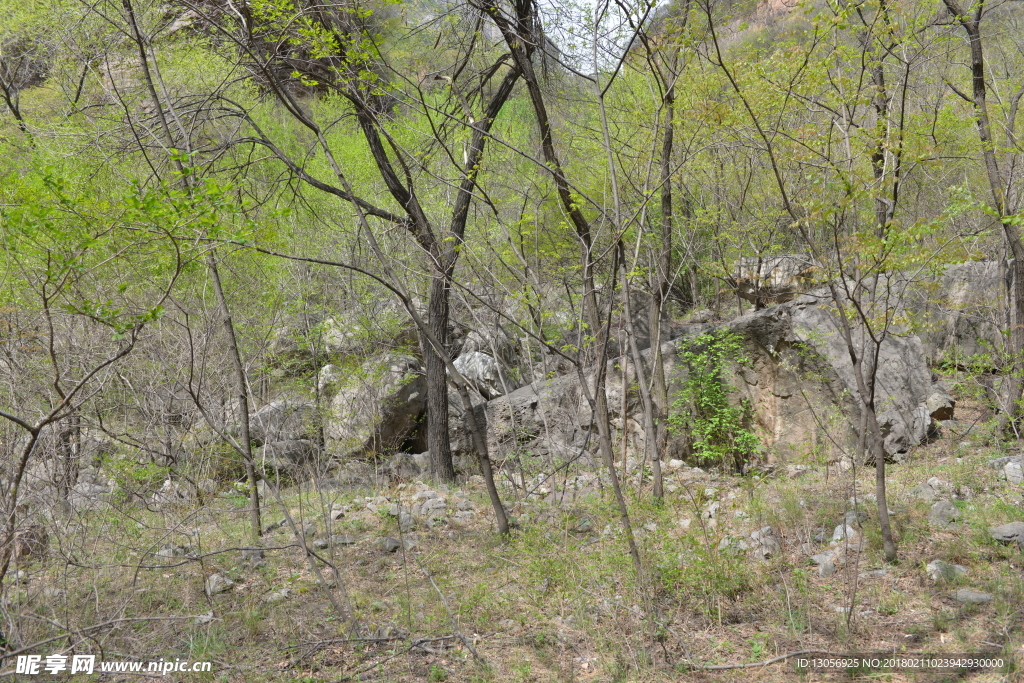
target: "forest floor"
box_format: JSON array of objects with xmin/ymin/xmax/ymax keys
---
[{"xmin": 7, "ymin": 398, "xmax": 1024, "ymax": 682}]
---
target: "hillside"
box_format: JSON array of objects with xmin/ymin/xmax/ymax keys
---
[{"xmin": 1, "ymin": 0, "xmax": 1024, "ymax": 680}]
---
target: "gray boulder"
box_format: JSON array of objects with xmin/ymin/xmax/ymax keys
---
[
  {"xmin": 204, "ymin": 573, "xmax": 234, "ymax": 596},
  {"xmin": 385, "ymin": 452, "xmax": 430, "ymax": 480},
  {"xmin": 949, "ymin": 589, "xmax": 993, "ymax": 605},
  {"xmin": 988, "ymin": 522, "xmax": 1024, "ymax": 544},
  {"xmin": 461, "ymin": 327, "xmax": 520, "ymax": 367},
  {"xmin": 249, "ymin": 400, "xmax": 317, "ymax": 446},
  {"xmin": 259, "ymin": 439, "xmax": 319, "ymax": 474},
  {"xmin": 717, "ymin": 288, "xmax": 955, "ymax": 458},
  {"xmin": 926, "ymin": 559, "xmax": 967, "ymax": 582},
  {"xmin": 326, "ymin": 354, "xmax": 426, "ymax": 458},
  {"xmin": 909, "ymin": 261, "xmax": 1003, "ymax": 366},
  {"xmin": 735, "ymin": 254, "xmax": 816, "ymax": 306},
  {"xmin": 453, "ymin": 351, "xmax": 515, "ymax": 399},
  {"xmin": 928, "ymin": 500, "xmax": 960, "ymax": 528}
]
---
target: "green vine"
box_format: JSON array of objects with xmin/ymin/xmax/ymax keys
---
[{"xmin": 669, "ymin": 330, "xmax": 762, "ymax": 472}]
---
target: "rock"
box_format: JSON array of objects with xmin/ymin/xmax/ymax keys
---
[
  {"xmin": 240, "ymin": 547, "xmax": 264, "ymax": 563},
  {"xmin": 818, "ymin": 560, "xmax": 836, "ymax": 577},
  {"xmin": 194, "ymin": 611, "xmax": 214, "ymax": 625},
  {"xmin": 926, "ymin": 560, "xmax": 968, "ymax": 582},
  {"xmin": 928, "ymin": 500, "xmax": 960, "ymax": 528},
  {"xmin": 263, "ymin": 588, "xmax": 292, "ymax": 604},
  {"xmin": 327, "ymin": 354, "xmax": 427, "ymax": 458},
  {"xmin": 832, "ymin": 524, "xmax": 857, "ymax": 541},
  {"xmin": 69, "ymin": 481, "xmax": 114, "ymax": 510},
  {"xmin": 16, "ymin": 570, "xmax": 29, "ymax": 584},
  {"xmin": 860, "ymin": 569, "xmax": 887, "ymax": 578},
  {"xmin": 386, "ymin": 452, "xmax": 431, "ymax": 480},
  {"xmin": 497, "ymin": 618, "xmax": 517, "ymax": 630},
  {"xmin": 313, "ymin": 539, "xmax": 329, "ymax": 550},
  {"xmin": 258, "ymin": 439, "xmax": 319, "ymax": 474},
  {"xmin": 460, "ymin": 327, "xmax": 520, "ymax": 367},
  {"xmin": 452, "ymin": 351, "xmax": 517, "ymax": 400},
  {"xmin": 949, "ymin": 589, "xmax": 993, "ymax": 605},
  {"xmin": 204, "ymin": 574, "xmax": 234, "ymax": 596},
  {"xmin": 747, "ymin": 526, "xmax": 781, "ymax": 560},
  {"xmin": 810, "ymin": 535, "xmax": 864, "ymax": 569},
  {"xmin": 1005, "ymin": 461, "xmax": 1024, "ymax": 485},
  {"xmin": 316, "ymin": 364, "xmax": 342, "ymax": 395},
  {"xmin": 843, "ymin": 509, "xmax": 868, "ymax": 525},
  {"xmin": 399, "ymin": 512, "xmax": 414, "ymax": 532},
  {"xmin": 331, "ymin": 535, "xmax": 356, "ymax": 545},
  {"xmin": 155, "ymin": 544, "xmax": 195, "ymax": 560},
  {"xmin": 150, "ymin": 479, "xmax": 194, "ymax": 508},
  {"xmin": 988, "ymin": 455, "xmax": 1023, "ymax": 471},
  {"xmin": 381, "ymin": 537, "xmax": 402, "ymax": 553},
  {"xmin": 666, "ymin": 459, "xmax": 685, "ymax": 469},
  {"xmin": 722, "ymin": 288, "xmax": 955, "ymax": 458},
  {"xmin": 909, "ymin": 477, "xmax": 946, "ymax": 502},
  {"xmin": 910, "ymin": 261, "xmax": 1004, "ymax": 365},
  {"xmin": 249, "ymin": 400, "xmax": 317, "ymax": 446},
  {"xmin": 735, "ymin": 254, "xmax": 816, "ymax": 307},
  {"xmin": 787, "ymin": 464, "xmax": 810, "ymax": 478},
  {"xmin": 988, "ymin": 522, "xmax": 1024, "ymax": 544}
]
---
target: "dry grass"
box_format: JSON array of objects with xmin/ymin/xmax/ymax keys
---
[{"xmin": 6, "ymin": 396, "xmax": 1024, "ymax": 682}]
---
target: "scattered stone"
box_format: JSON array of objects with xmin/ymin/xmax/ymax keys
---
[
  {"xmin": 909, "ymin": 478, "xmax": 946, "ymax": 502},
  {"xmin": 40, "ymin": 586, "xmax": 63, "ymax": 600},
  {"xmin": 666, "ymin": 459, "xmax": 685, "ymax": 470},
  {"xmin": 194, "ymin": 611, "xmax": 214, "ymax": 625},
  {"xmin": 786, "ymin": 464, "xmax": 810, "ymax": 478},
  {"xmin": 818, "ymin": 560, "xmax": 836, "ymax": 577},
  {"xmin": 330, "ymin": 506, "xmax": 346, "ymax": 521},
  {"xmin": 263, "ymin": 519, "xmax": 286, "ymax": 534},
  {"xmin": 15, "ymin": 570, "xmax": 28, "ymax": 584},
  {"xmin": 988, "ymin": 522, "xmax": 1024, "ymax": 544},
  {"xmin": 399, "ymin": 512, "xmax": 414, "ymax": 532},
  {"xmin": 381, "ymin": 537, "xmax": 402, "ymax": 553},
  {"xmin": 949, "ymin": 589, "xmax": 993, "ymax": 605},
  {"xmin": 240, "ymin": 548, "xmax": 264, "ymax": 562},
  {"xmin": 1005, "ymin": 461, "xmax": 1024, "ymax": 485},
  {"xmin": 748, "ymin": 526, "xmax": 781, "ymax": 560},
  {"xmin": 860, "ymin": 569, "xmax": 887, "ymax": 579},
  {"xmin": 812, "ymin": 529, "xmax": 830, "ymax": 544},
  {"xmin": 331, "ymin": 535, "xmax": 356, "ymax": 546},
  {"xmin": 313, "ymin": 539, "xmax": 329, "ymax": 550},
  {"xmin": 155, "ymin": 544, "xmax": 194, "ymax": 560},
  {"xmin": 832, "ymin": 524, "xmax": 857, "ymax": 542},
  {"xmin": 497, "ymin": 618, "xmax": 517, "ymax": 630},
  {"xmin": 263, "ymin": 588, "xmax": 292, "ymax": 604},
  {"xmin": 843, "ymin": 509, "xmax": 868, "ymax": 525},
  {"xmin": 926, "ymin": 560, "xmax": 968, "ymax": 583},
  {"xmin": 987, "ymin": 455, "xmax": 1023, "ymax": 471},
  {"xmin": 928, "ymin": 500, "xmax": 960, "ymax": 528},
  {"xmin": 204, "ymin": 574, "xmax": 234, "ymax": 596},
  {"xmin": 717, "ymin": 536, "xmax": 749, "ymax": 553}
]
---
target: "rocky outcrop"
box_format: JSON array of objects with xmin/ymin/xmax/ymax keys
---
[
  {"xmin": 258, "ymin": 439, "xmax": 319, "ymax": 475},
  {"xmin": 726, "ymin": 290, "xmax": 954, "ymax": 458},
  {"xmin": 249, "ymin": 400, "xmax": 317, "ymax": 446},
  {"xmin": 452, "ymin": 351, "xmax": 516, "ymax": 399},
  {"xmin": 326, "ymin": 354, "xmax": 426, "ymax": 458},
  {"xmin": 449, "ymin": 288, "xmax": 953, "ymax": 467},
  {"xmin": 908, "ymin": 261, "xmax": 1003, "ymax": 365},
  {"xmin": 735, "ymin": 254, "xmax": 816, "ymax": 306}
]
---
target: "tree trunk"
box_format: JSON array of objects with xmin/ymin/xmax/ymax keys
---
[{"xmin": 425, "ymin": 273, "xmax": 456, "ymax": 481}]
